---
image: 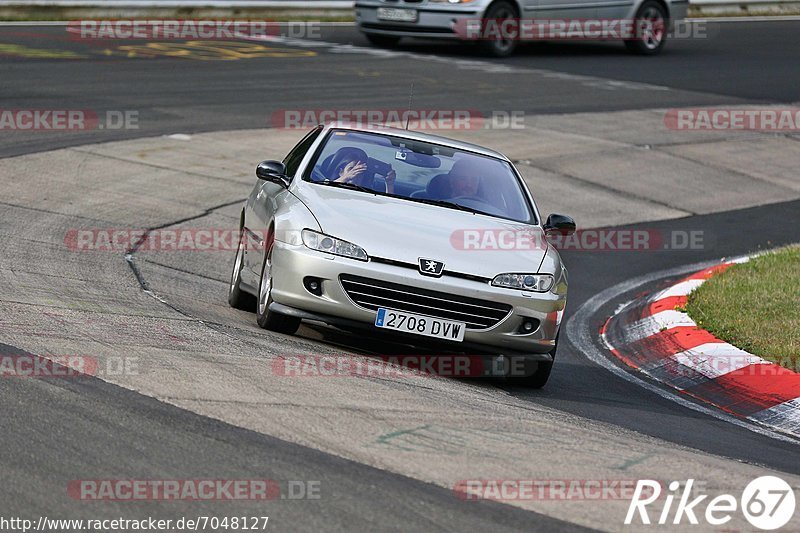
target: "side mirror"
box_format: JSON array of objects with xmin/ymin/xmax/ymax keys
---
[
  {"xmin": 543, "ymin": 214, "xmax": 576, "ymax": 236},
  {"xmin": 256, "ymin": 160, "xmax": 290, "ymax": 187}
]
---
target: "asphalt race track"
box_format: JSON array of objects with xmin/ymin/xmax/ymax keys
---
[
  {"xmin": 2, "ymin": 21, "xmax": 800, "ymax": 158},
  {"xmin": 1, "ymin": 19, "xmax": 799, "ymax": 531}
]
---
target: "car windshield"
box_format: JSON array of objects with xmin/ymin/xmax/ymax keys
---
[{"xmin": 303, "ymin": 129, "xmax": 535, "ymax": 223}]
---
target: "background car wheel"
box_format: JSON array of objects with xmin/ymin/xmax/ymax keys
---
[
  {"xmin": 365, "ymin": 34, "xmax": 401, "ymax": 48},
  {"xmin": 479, "ymin": 1, "xmax": 519, "ymax": 57},
  {"xmin": 228, "ymin": 228, "xmax": 255, "ymax": 310},
  {"xmin": 508, "ymin": 334, "xmax": 558, "ymax": 388},
  {"xmin": 624, "ymin": 0, "xmax": 668, "ymax": 55},
  {"xmin": 255, "ymin": 244, "xmax": 301, "ymax": 335}
]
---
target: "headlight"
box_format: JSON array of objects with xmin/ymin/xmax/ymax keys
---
[
  {"xmin": 302, "ymin": 229, "xmax": 368, "ymax": 261},
  {"xmin": 492, "ymin": 273, "xmax": 554, "ymax": 292}
]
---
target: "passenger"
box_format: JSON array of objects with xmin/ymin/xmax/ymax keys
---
[
  {"xmin": 327, "ymin": 147, "xmax": 369, "ymax": 185},
  {"xmin": 327, "ymin": 147, "xmax": 396, "ymax": 194}
]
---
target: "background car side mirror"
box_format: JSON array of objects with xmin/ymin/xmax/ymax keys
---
[
  {"xmin": 543, "ymin": 214, "xmax": 576, "ymax": 236},
  {"xmin": 256, "ymin": 160, "xmax": 290, "ymax": 188}
]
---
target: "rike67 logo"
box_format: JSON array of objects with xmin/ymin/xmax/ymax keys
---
[{"xmin": 626, "ymin": 477, "xmax": 796, "ymax": 530}]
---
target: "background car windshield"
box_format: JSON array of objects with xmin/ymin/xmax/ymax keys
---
[{"xmin": 305, "ymin": 129, "xmax": 534, "ymax": 223}]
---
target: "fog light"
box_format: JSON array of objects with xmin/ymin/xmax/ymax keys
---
[
  {"xmin": 303, "ymin": 277, "xmax": 323, "ymax": 296},
  {"xmin": 518, "ymin": 319, "xmax": 540, "ymax": 334}
]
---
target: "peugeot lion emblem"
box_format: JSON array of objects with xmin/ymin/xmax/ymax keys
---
[{"xmin": 418, "ymin": 258, "xmax": 445, "ymax": 278}]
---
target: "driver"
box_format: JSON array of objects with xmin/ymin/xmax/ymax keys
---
[{"xmin": 446, "ymin": 159, "xmax": 481, "ymax": 199}]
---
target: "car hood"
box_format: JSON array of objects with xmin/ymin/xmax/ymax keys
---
[{"xmin": 293, "ymin": 184, "xmax": 548, "ymax": 278}]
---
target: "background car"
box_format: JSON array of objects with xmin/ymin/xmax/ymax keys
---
[
  {"xmin": 228, "ymin": 123, "xmax": 576, "ymax": 387},
  {"xmin": 356, "ymin": 0, "xmax": 687, "ymax": 55}
]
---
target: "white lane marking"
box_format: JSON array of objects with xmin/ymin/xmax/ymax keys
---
[
  {"xmin": 687, "ymin": 16, "xmax": 800, "ymax": 22},
  {"xmin": 567, "ymin": 257, "xmax": 799, "ymax": 444},
  {"xmin": 245, "ymin": 34, "xmax": 672, "ymax": 90},
  {"xmin": 672, "ymin": 342, "xmax": 766, "ymax": 379}
]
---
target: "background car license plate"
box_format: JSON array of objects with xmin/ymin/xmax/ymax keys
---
[
  {"xmin": 375, "ymin": 308, "xmax": 465, "ymax": 342},
  {"xmin": 377, "ymin": 7, "xmax": 418, "ymax": 22}
]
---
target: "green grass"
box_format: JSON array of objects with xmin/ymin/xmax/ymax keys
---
[{"xmin": 685, "ymin": 245, "xmax": 800, "ymax": 369}]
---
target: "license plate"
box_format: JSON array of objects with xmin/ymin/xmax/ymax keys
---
[
  {"xmin": 377, "ymin": 7, "xmax": 418, "ymax": 22},
  {"xmin": 375, "ymin": 308, "xmax": 465, "ymax": 342}
]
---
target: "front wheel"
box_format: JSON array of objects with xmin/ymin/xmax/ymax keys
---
[
  {"xmin": 228, "ymin": 228, "xmax": 255, "ymax": 310},
  {"xmin": 624, "ymin": 0, "xmax": 668, "ymax": 55},
  {"xmin": 507, "ymin": 335, "xmax": 558, "ymax": 388},
  {"xmin": 256, "ymin": 244, "xmax": 301, "ymax": 335},
  {"xmin": 479, "ymin": 1, "xmax": 519, "ymax": 57}
]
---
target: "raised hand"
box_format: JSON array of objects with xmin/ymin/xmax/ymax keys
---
[{"xmin": 338, "ymin": 161, "xmax": 367, "ymax": 183}]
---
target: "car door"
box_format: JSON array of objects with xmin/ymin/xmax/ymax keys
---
[
  {"xmin": 595, "ymin": 0, "xmax": 635, "ymax": 21},
  {"xmin": 242, "ymin": 126, "xmax": 324, "ymax": 286},
  {"xmin": 532, "ymin": 0, "xmax": 599, "ymax": 24}
]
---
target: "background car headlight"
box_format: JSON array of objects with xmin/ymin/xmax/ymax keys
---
[
  {"xmin": 492, "ymin": 273, "xmax": 554, "ymax": 292},
  {"xmin": 302, "ymin": 229, "xmax": 368, "ymax": 261}
]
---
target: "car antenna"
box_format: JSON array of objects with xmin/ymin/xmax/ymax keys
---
[{"xmin": 405, "ymin": 82, "xmax": 414, "ymax": 130}]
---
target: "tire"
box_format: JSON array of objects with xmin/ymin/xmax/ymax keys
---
[
  {"xmin": 508, "ymin": 334, "xmax": 558, "ymax": 388},
  {"xmin": 255, "ymin": 240, "xmax": 301, "ymax": 335},
  {"xmin": 228, "ymin": 228, "xmax": 255, "ymax": 311},
  {"xmin": 365, "ymin": 34, "xmax": 401, "ymax": 48},
  {"xmin": 479, "ymin": 1, "xmax": 519, "ymax": 57},
  {"xmin": 624, "ymin": 0, "xmax": 668, "ymax": 55}
]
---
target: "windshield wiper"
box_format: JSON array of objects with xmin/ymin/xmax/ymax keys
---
[
  {"xmin": 412, "ymin": 197, "xmax": 489, "ymax": 216},
  {"xmin": 316, "ymin": 180, "xmax": 376, "ymax": 194}
]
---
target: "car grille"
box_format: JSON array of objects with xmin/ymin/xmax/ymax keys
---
[
  {"xmin": 339, "ymin": 274, "xmax": 512, "ymax": 330},
  {"xmin": 360, "ymin": 23, "xmax": 455, "ymax": 34}
]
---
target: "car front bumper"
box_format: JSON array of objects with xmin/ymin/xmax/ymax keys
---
[
  {"xmin": 270, "ymin": 241, "xmax": 566, "ymax": 356},
  {"xmin": 355, "ymin": 3, "xmax": 483, "ymax": 40}
]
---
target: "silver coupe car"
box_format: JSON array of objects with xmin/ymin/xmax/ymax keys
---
[{"xmin": 228, "ymin": 123, "xmax": 575, "ymax": 387}]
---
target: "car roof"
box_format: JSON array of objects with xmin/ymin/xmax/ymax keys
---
[{"xmin": 320, "ymin": 121, "xmax": 511, "ymax": 162}]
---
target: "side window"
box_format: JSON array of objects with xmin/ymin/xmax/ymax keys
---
[{"xmin": 283, "ymin": 126, "xmax": 323, "ymax": 178}]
